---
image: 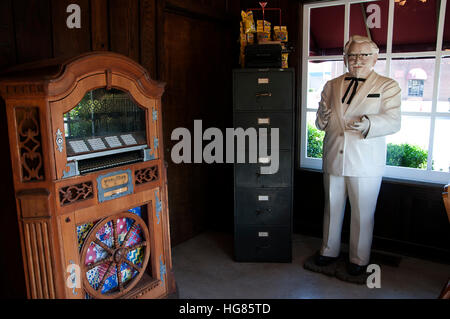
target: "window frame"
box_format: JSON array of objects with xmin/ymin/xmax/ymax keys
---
[{"xmin": 300, "ymin": 0, "xmax": 450, "ymax": 184}]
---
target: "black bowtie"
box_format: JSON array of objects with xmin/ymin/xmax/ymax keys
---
[{"xmin": 342, "ymin": 77, "xmax": 366, "ymax": 104}]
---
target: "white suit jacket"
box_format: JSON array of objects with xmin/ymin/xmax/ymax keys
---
[{"xmin": 316, "ymin": 70, "xmax": 401, "ymax": 177}]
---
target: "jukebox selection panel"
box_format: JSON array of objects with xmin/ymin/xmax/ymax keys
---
[{"xmin": 67, "ymin": 132, "xmax": 146, "ymax": 156}]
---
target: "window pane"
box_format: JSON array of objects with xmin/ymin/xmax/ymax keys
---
[
  {"xmin": 443, "ymin": 0, "xmax": 450, "ymax": 51},
  {"xmin": 310, "ymin": 5, "xmax": 345, "ymax": 56},
  {"xmin": 393, "ymin": 0, "xmax": 437, "ymax": 52},
  {"xmin": 306, "ymin": 111, "xmax": 324, "ymax": 159},
  {"xmin": 386, "ymin": 116, "xmax": 430, "ymax": 169},
  {"xmin": 373, "ymin": 58, "xmax": 386, "ymax": 76},
  {"xmin": 350, "ymin": 0, "xmax": 389, "ymax": 53},
  {"xmin": 432, "ymin": 118, "xmax": 450, "ymax": 172},
  {"xmin": 307, "ymin": 60, "xmax": 344, "ymax": 109},
  {"xmin": 391, "ymin": 58, "xmax": 435, "ymax": 112},
  {"xmin": 437, "ymin": 57, "xmax": 450, "ymax": 113}
]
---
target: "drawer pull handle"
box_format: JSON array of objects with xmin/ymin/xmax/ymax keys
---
[
  {"xmin": 256, "ymin": 92, "xmax": 272, "ymax": 97},
  {"xmin": 256, "ymin": 208, "xmax": 272, "ymax": 215}
]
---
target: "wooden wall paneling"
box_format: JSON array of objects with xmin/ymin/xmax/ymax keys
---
[
  {"xmin": 160, "ymin": 8, "xmax": 234, "ymax": 245},
  {"xmin": 51, "ymin": 0, "xmax": 91, "ymax": 58},
  {"xmin": 140, "ymin": 0, "xmax": 157, "ymax": 79},
  {"xmin": 166, "ymin": 0, "xmax": 228, "ymax": 20},
  {"xmin": 226, "ymin": 0, "xmax": 241, "ymax": 16},
  {"xmin": 156, "ymin": 0, "xmax": 166, "ymax": 80},
  {"xmin": 13, "ymin": 0, "xmax": 53, "ymax": 64},
  {"xmin": 91, "ymin": 0, "xmax": 109, "ymax": 51},
  {"xmin": 109, "ymin": 0, "xmax": 140, "ymax": 62},
  {"xmin": 161, "ymin": 11, "xmax": 203, "ymax": 245},
  {"xmin": 0, "ymin": 0, "xmax": 16, "ymax": 69}
]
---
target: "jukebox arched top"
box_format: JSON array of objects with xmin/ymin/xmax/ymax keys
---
[{"xmin": 1, "ymin": 51, "xmax": 165, "ymax": 181}]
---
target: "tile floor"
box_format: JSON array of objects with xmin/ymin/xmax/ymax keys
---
[{"xmin": 171, "ymin": 231, "xmax": 449, "ymax": 299}]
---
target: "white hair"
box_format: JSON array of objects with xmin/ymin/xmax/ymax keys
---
[{"xmin": 344, "ymin": 35, "xmax": 379, "ymax": 55}]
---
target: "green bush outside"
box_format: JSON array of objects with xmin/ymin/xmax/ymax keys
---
[
  {"xmin": 386, "ymin": 143, "xmax": 429, "ymax": 169},
  {"xmin": 307, "ymin": 123, "xmax": 325, "ymax": 158},
  {"xmin": 307, "ymin": 124, "xmax": 428, "ymax": 169}
]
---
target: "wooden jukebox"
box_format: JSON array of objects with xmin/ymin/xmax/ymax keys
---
[{"xmin": 0, "ymin": 52, "xmax": 175, "ymax": 299}]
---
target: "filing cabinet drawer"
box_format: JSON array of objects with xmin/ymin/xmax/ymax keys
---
[
  {"xmin": 235, "ymin": 187, "xmax": 291, "ymax": 225},
  {"xmin": 234, "ymin": 225, "xmax": 291, "ymax": 262},
  {"xmin": 233, "ymin": 112, "xmax": 293, "ymax": 150},
  {"xmin": 233, "ymin": 70, "xmax": 293, "ymax": 111},
  {"xmin": 234, "ymin": 150, "xmax": 292, "ymax": 187}
]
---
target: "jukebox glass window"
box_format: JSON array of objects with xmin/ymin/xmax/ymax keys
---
[{"xmin": 64, "ymin": 88, "xmax": 147, "ymax": 157}]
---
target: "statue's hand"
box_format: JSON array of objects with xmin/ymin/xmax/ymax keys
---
[{"xmin": 348, "ymin": 115, "xmax": 370, "ymax": 136}]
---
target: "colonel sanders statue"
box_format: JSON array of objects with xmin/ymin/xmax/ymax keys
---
[{"xmin": 314, "ymin": 35, "xmax": 401, "ymax": 277}]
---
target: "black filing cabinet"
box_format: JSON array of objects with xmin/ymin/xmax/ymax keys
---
[{"xmin": 233, "ymin": 68, "xmax": 294, "ymax": 262}]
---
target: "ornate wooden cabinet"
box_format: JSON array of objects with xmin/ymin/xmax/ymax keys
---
[
  {"xmin": 0, "ymin": 52, "xmax": 175, "ymax": 299},
  {"xmin": 233, "ymin": 68, "xmax": 294, "ymax": 262}
]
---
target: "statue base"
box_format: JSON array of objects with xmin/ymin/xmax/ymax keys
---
[{"xmin": 303, "ymin": 254, "xmax": 369, "ymax": 285}]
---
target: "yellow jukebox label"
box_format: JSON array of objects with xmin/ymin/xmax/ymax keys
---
[
  {"xmin": 101, "ymin": 173, "xmax": 129, "ymax": 189},
  {"xmin": 104, "ymin": 186, "xmax": 129, "ymax": 198}
]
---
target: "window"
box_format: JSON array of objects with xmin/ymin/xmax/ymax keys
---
[
  {"xmin": 301, "ymin": 0, "xmax": 450, "ymax": 184},
  {"xmin": 408, "ymin": 79, "xmax": 424, "ymax": 97}
]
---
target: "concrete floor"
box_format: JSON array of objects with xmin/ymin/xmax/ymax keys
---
[{"xmin": 171, "ymin": 231, "xmax": 450, "ymax": 299}]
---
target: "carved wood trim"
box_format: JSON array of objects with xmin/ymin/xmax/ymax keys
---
[
  {"xmin": 15, "ymin": 107, "xmax": 45, "ymax": 182},
  {"xmin": 135, "ymin": 166, "xmax": 159, "ymax": 185},
  {"xmin": 59, "ymin": 182, "xmax": 94, "ymax": 206},
  {"xmin": 47, "ymin": 52, "xmax": 166, "ymax": 99},
  {"xmin": 2, "ymin": 84, "xmax": 46, "ymax": 97}
]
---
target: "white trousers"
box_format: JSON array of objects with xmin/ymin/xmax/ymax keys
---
[{"xmin": 320, "ymin": 173, "xmax": 382, "ymax": 266}]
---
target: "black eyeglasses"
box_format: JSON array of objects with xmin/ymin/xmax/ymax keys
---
[{"xmin": 346, "ymin": 53, "xmax": 374, "ymax": 60}]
